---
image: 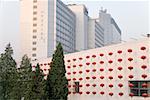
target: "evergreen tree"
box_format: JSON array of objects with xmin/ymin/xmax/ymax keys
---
[
  {"xmin": 0, "ymin": 43, "xmax": 18, "ymax": 100},
  {"xmin": 45, "ymin": 43, "xmax": 68, "ymax": 100}
]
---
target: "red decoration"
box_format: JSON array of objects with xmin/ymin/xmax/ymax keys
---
[
  {"xmin": 109, "ymin": 76, "xmax": 113, "ymax": 80},
  {"xmin": 142, "ymin": 83, "xmax": 147, "ymax": 88},
  {"xmin": 44, "ymin": 69, "xmax": 47, "ymax": 71},
  {"xmin": 86, "ymin": 91, "xmax": 90, "ymax": 94},
  {"xmin": 68, "ymin": 85, "xmax": 71, "ymax": 88},
  {"xmin": 100, "ymin": 76, "xmax": 104, "ymax": 79},
  {"xmin": 86, "ymin": 84, "xmax": 90, "ymax": 87},
  {"xmin": 79, "ymin": 57, "xmax": 83, "ymax": 60},
  {"xmin": 73, "ymin": 85, "xmax": 76, "ymax": 87},
  {"xmin": 141, "ymin": 65, "xmax": 147, "ymax": 69},
  {"xmin": 79, "ymin": 92, "xmax": 82, "ymax": 95},
  {"xmin": 99, "ymin": 61, "xmax": 104, "ymax": 64},
  {"xmin": 79, "ymin": 85, "xmax": 83, "ymax": 87},
  {"xmin": 141, "ymin": 56, "xmax": 146, "ymax": 60},
  {"xmin": 68, "ymin": 79, "xmax": 71, "ymax": 81},
  {"xmin": 92, "ymin": 62, "xmax": 96, "ymax": 65},
  {"xmin": 119, "ymin": 92, "xmax": 123, "ymax": 96},
  {"xmin": 109, "ymin": 92, "xmax": 113, "ymax": 96},
  {"xmin": 40, "ymin": 64, "xmax": 43, "ymax": 66},
  {"xmin": 118, "ymin": 75, "xmax": 123, "ymax": 79},
  {"xmin": 109, "ymin": 84, "xmax": 113, "ymax": 88},
  {"xmin": 86, "ymin": 69, "xmax": 90, "ymax": 73},
  {"xmin": 128, "ymin": 66, "xmax": 133, "ymax": 70},
  {"xmin": 79, "ymin": 71, "xmax": 83, "ymax": 74},
  {"xmin": 67, "ymin": 60, "xmax": 70, "ymax": 62},
  {"xmin": 67, "ymin": 72, "xmax": 71, "ymax": 75},
  {"xmin": 92, "ymin": 91, "xmax": 96, "ymax": 95},
  {"xmin": 92, "ymin": 69, "xmax": 96, "ymax": 72},
  {"xmin": 108, "ymin": 68, "xmax": 113, "ymax": 72},
  {"xmin": 118, "ymin": 67, "xmax": 123, "ymax": 71},
  {"xmin": 108, "ymin": 52, "xmax": 113, "ymax": 55},
  {"xmin": 73, "ymin": 65, "xmax": 76, "ymax": 68},
  {"xmin": 100, "ymin": 68, "xmax": 104, "ymax": 72},
  {"xmin": 128, "ymin": 49, "xmax": 132, "ymax": 53},
  {"xmin": 67, "ymin": 66, "xmax": 71, "ymax": 68},
  {"xmin": 108, "ymin": 60, "xmax": 113, "ymax": 64},
  {"xmin": 86, "ymin": 56, "xmax": 90, "ymax": 59},
  {"xmin": 100, "ymin": 91, "xmax": 105, "ymax": 95},
  {"xmin": 118, "ymin": 58, "xmax": 122, "ymax": 62},
  {"xmin": 79, "ymin": 64, "xmax": 83, "ymax": 67},
  {"xmin": 32, "ymin": 65, "xmax": 36, "ymax": 68},
  {"xmin": 92, "ymin": 84, "xmax": 96, "ymax": 87},
  {"xmin": 128, "ymin": 57, "xmax": 133, "ymax": 61},
  {"xmin": 117, "ymin": 50, "xmax": 122, "ymax": 54},
  {"xmin": 100, "ymin": 83, "xmax": 105, "ymax": 87},
  {"xmin": 141, "ymin": 74, "xmax": 147, "ymax": 79},
  {"xmin": 129, "ymin": 93, "xmax": 134, "ymax": 97},
  {"xmin": 68, "ymin": 91, "xmax": 71, "ymax": 94},
  {"xmin": 141, "ymin": 46, "xmax": 146, "ymax": 50},
  {"xmin": 73, "ymin": 58, "xmax": 76, "ymax": 61},
  {"xmin": 86, "ymin": 77, "xmax": 90, "ymax": 80},
  {"xmin": 73, "ymin": 72, "xmax": 76, "ymax": 74},
  {"xmin": 128, "ymin": 75, "xmax": 134, "ymax": 79},
  {"xmin": 73, "ymin": 78, "xmax": 76, "ymax": 81},
  {"xmin": 92, "ymin": 76, "xmax": 96, "ymax": 79},
  {"xmin": 44, "ymin": 74, "xmax": 47, "ymax": 76},
  {"xmin": 142, "ymin": 93, "xmax": 148, "ymax": 97},
  {"xmin": 118, "ymin": 83, "xmax": 123, "ymax": 88},
  {"xmin": 92, "ymin": 55, "xmax": 96, "ymax": 58},
  {"xmin": 129, "ymin": 83, "xmax": 134, "ymax": 87},
  {"xmin": 44, "ymin": 63, "xmax": 47, "ymax": 66},
  {"xmin": 99, "ymin": 53, "xmax": 104, "ymax": 57},
  {"xmin": 48, "ymin": 62, "xmax": 51, "ymax": 65},
  {"xmin": 79, "ymin": 78, "xmax": 83, "ymax": 81},
  {"xmin": 86, "ymin": 62, "xmax": 90, "ymax": 65}
]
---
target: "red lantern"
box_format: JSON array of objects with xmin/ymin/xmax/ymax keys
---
[
  {"xmin": 118, "ymin": 67, "xmax": 123, "ymax": 71},
  {"xmin": 73, "ymin": 92, "xmax": 76, "ymax": 94},
  {"xmin": 109, "ymin": 76, "xmax": 113, "ymax": 80},
  {"xmin": 79, "ymin": 71, "xmax": 82, "ymax": 74},
  {"xmin": 32, "ymin": 65, "xmax": 36, "ymax": 68},
  {"xmin": 108, "ymin": 52, "xmax": 113, "ymax": 55},
  {"xmin": 142, "ymin": 74, "xmax": 147, "ymax": 79},
  {"xmin": 100, "ymin": 61, "xmax": 104, "ymax": 64},
  {"xmin": 73, "ymin": 78, "xmax": 76, "ymax": 80},
  {"xmin": 128, "ymin": 57, "xmax": 133, "ymax": 61},
  {"xmin": 40, "ymin": 64, "xmax": 43, "ymax": 66},
  {"xmin": 99, "ymin": 53, "xmax": 104, "ymax": 57},
  {"xmin": 44, "ymin": 63, "xmax": 47, "ymax": 66},
  {"xmin": 92, "ymin": 69, "xmax": 96, "ymax": 72},
  {"xmin": 142, "ymin": 83, "xmax": 147, "ymax": 88},
  {"xmin": 141, "ymin": 46, "xmax": 146, "ymax": 50},
  {"xmin": 128, "ymin": 66, "xmax": 133, "ymax": 70},
  {"xmin": 79, "ymin": 92, "xmax": 82, "ymax": 95},
  {"xmin": 67, "ymin": 60, "xmax": 71, "ymax": 62},
  {"xmin": 129, "ymin": 83, "xmax": 134, "ymax": 87},
  {"xmin": 79, "ymin": 57, "xmax": 83, "ymax": 60},
  {"xmin": 44, "ymin": 69, "xmax": 47, "ymax": 71},
  {"xmin": 141, "ymin": 56, "xmax": 146, "ymax": 60},
  {"xmin": 100, "ymin": 91, "xmax": 105, "ymax": 95},
  {"xmin": 108, "ymin": 68, "xmax": 113, "ymax": 72},
  {"xmin": 118, "ymin": 83, "xmax": 123, "ymax": 88},
  {"xmin": 68, "ymin": 79, "xmax": 71, "ymax": 81},
  {"xmin": 86, "ymin": 77, "xmax": 90, "ymax": 80},
  {"xmin": 48, "ymin": 63, "xmax": 51, "ymax": 65},
  {"xmin": 86, "ymin": 69, "xmax": 90, "ymax": 73},
  {"xmin": 118, "ymin": 58, "xmax": 122, "ymax": 62},
  {"xmin": 129, "ymin": 93, "xmax": 134, "ymax": 97},
  {"xmin": 73, "ymin": 65, "xmax": 76, "ymax": 68},
  {"xmin": 67, "ymin": 72, "xmax": 71, "ymax": 75},
  {"xmin": 92, "ymin": 62, "xmax": 96, "ymax": 65},
  {"xmin": 73, "ymin": 72, "xmax": 76, "ymax": 74},
  {"xmin": 92, "ymin": 55, "xmax": 96, "ymax": 58},
  {"xmin": 68, "ymin": 91, "xmax": 71, "ymax": 94},
  {"xmin": 119, "ymin": 92, "xmax": 123, "ymax": 96},
  {"xmin": 68, "ymin": 85, "xmax": 71, "ymax": 88},
  {"xmin": 100, "ymin": 76, "xmax": 104, "ymax": 79},
  {"xmin": 86, "ymin": 62, "xmax": 90, "ymax": 65},
  {"xmin": 109, "ymin": 84, "xmax": 113, "ymax": 88},
  {"xmin": 73, "ymin": 85, "xmax": 76, "ymax": 87},
  {"xmin": 92, "ymin": 91, "xmax": 96, "ymax": 95},
  {"xmin": 92, "ymin": 76, "xmax": 96, "ymax": 79},
  {"xmin": 86, "ymin": 84, "xmax": 90, "ymax": 87},
  {"xmin": 79, "ymin": 85, "xmax": 83, "ymax": 87},
  {"xmin": 92, "ymin": 84, "xmax": 96, "ymax": 87},
  {"xmin": 73, "ymin": 58, "xmax": 76, "ymax": 61},
  {"xmin": 118, "ymin": 75, "xmax": 123, "ymax": 79},
  {"xmin": 86, "ymin": 91, "xmax": 90, "ymax": 94},
  {"xmin": 79, "ymin": 78, "xmax": 83, "ymax": 81},
  {"xmin": 109, "ymin": 92, "xmax": 113, "ymax": 96},
  {"xmin": 117, "ymin": 50, "xmax": 122, "ymax": 54},
  {"xmin": 142, "ymin": 93, "xmax": 148, "ymax": 97},
  {"xmin": 108, "ymin": 60, "xmax": 113, "ymax": 64},
  {"xmin": 128, "ymin": 75, "xmax": 134, "ymax": 79},
  {"xmin": 100, "ymin": 68, "xmax": 104, "ymax": 72},
  {"xmin": 128, "ymin": 49, "xmax": 132, "ymax": 53},
  {"xmin": 86, "ymin": 56, "xmax": 90, "ymax": 59},
  {"xmin": 67, "ymin": 66, "xmax": 71, "ymax": 68},
  {"xmin": 141, "ymin": 65, "xmax": 147, "ymax": 69},
  {"xmin": 100, "ymin": 83, "xmax": 105, "ymax": 87},
  {"xmin": 79, "ymin": 64, "xmax": 83, "ymax": 67}
]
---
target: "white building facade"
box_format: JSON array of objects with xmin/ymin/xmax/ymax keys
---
[
  {"xmin": 33, "ymin": 38, "xmax": 150, "ymax": 100},
  {"xmin": 88, "ymin": 18, "xmax": 104, "ymax": 49}
]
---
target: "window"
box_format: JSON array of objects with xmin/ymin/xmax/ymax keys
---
[
  {"xmin": 74, "ymin": 82, "xmax": 79, "ymax": 93},
  {"xmin": 33, "ymin": 0, "xmax": 37, "ymax": 3},
  {"xmin": 33, "ymin": 24, "xmax": 37, "ymax": 26},
  {"xmin": 32, "ymin": 53, "xmax": 36, "ymax": 57},
  {"xmin": 33, "ymin": 30, "xmax": 37, "ymax": 33},
  {"xmin": 33, "ymin": 17, "xmax": 37, "ymax": 20},
  {"xmin": 129, "ymin": 81, "xmax": 150, "ymax": 97},
  {"xmin": 32, "ymin": 48, "xmax": 36, "ymax": 51},
  {"xmin": 32, "ymin": 42, "xmax": 37, "ymax": 45},
  {"xmin": 33, "ymin": 5, "xmax": 37, "ymax": 9},
  {"xmin": 33, "ymin": 35, "xmax": 37, "ymax": 39},
  {"xmin": 33, "ymin": 11, "xmax": 37, "ymax": 15}
]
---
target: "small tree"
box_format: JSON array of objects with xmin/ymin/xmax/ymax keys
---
[{"xmin": 46, "ymin": 43, "xmax": 68, "ymax": 100}]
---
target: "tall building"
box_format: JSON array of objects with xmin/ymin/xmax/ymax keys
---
[
  {"xmin": 99, "ymin": 9, "xmax": 121, "ymax": 46},
  {"xmin": 88, "ymin": 18, "xmax": 104, "ymax": 49},
  {"xmin": 68, "ymin": 4, "xmax": 89, "ymax": 51},
  {"xmin": 20, "ymin": 0, "xmax": 76, "ymax": 61}
]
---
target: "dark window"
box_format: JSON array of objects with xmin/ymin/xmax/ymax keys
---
[
  {"xmin": 74, "ymin": 82, "xmax": 79, "ymax": 93},
  {"xmin": 129, "ymin": 81, "xmax": 150, "ymax": 97},
  {"xmin": 32, "ymin": 53, "xmax": 36, "ymax": 57}
]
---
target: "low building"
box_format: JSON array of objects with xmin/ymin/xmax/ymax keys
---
[{"xmin": 32, "ymin": 38, "xmax": 150, "ymax": 100}]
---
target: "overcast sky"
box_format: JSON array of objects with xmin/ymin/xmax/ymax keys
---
[{"xmin": 0, "ymin": 0, "xmax": 149, "ymax": 59}]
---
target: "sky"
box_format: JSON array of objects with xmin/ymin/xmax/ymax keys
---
[{"xmin": 0, "ymin": 0, "xmax": 149, "ymax": 59}]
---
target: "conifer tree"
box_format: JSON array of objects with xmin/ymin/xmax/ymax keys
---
[{"xmin": 46, "ymin": 43, "xmax": 68, "ymax": 100}]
